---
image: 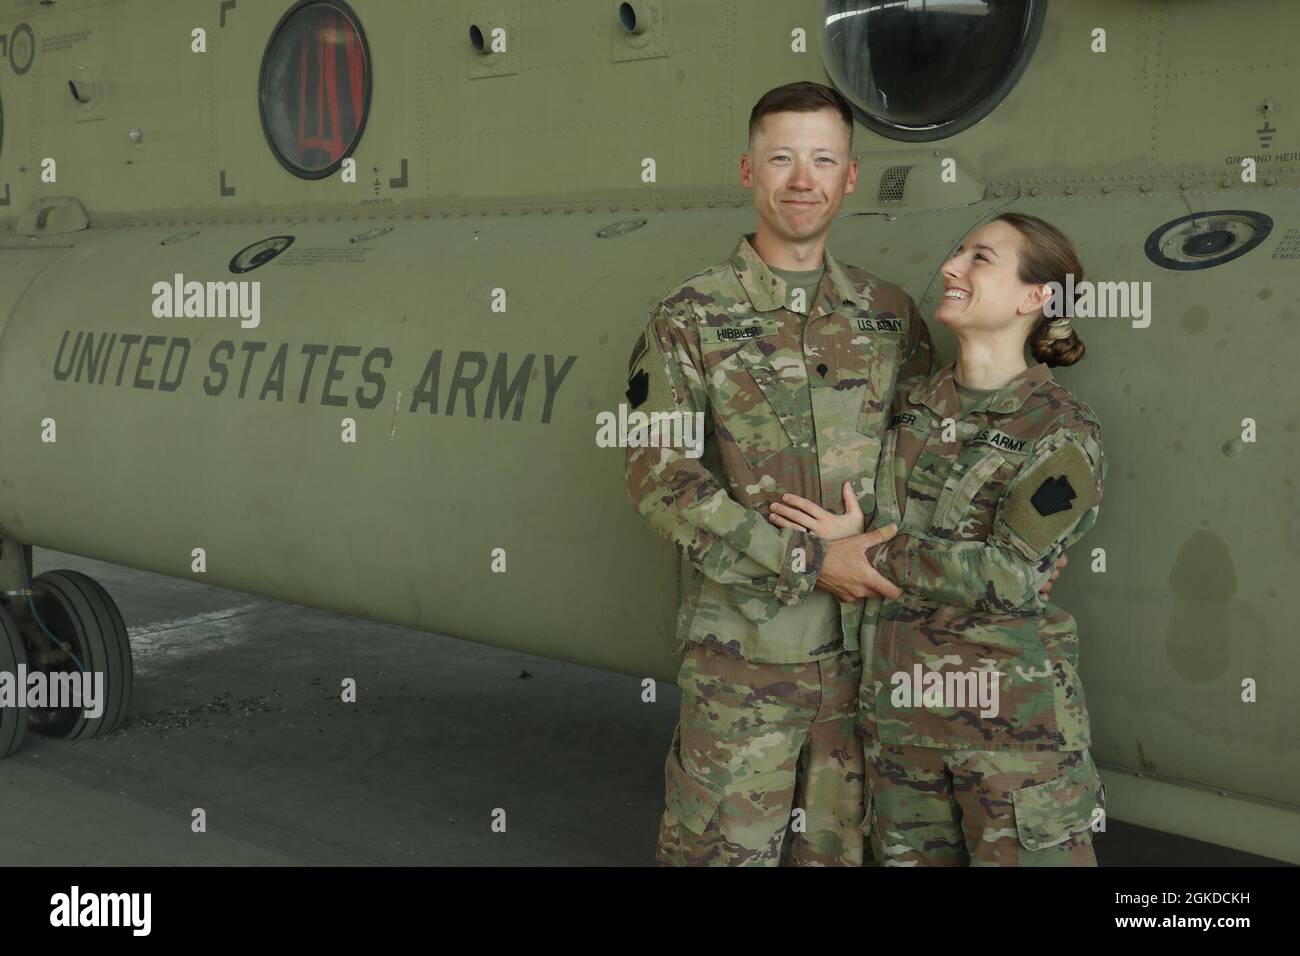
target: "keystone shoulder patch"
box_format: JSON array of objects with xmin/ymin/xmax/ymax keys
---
[
  {"xmin": 1000, "ymin": 440, "xmax": 1098, "ymax": 556},
  {"xmin": 626, "ymin": 368, "xmax": 649, "ymax": 409},
  {"xmin": 1031, "ymin": 475, "xmax": 1076, "ymax": 516}
]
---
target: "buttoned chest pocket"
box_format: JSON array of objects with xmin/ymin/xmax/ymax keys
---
[
  {"xmin": 928, "ymin": 445, "xmax": 1014, "ymax": 541},
  {"xmin": 844, "ymin": 314, "xmax": 905, "ymax": 438},
  {"xmin": 705, "ymin": 338, "xmax": 803, "ymax": 468}
]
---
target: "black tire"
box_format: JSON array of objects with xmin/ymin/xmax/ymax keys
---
[
  {"xmin": 0, "ymin": 604, "xmax": 29, "ymax": 758},
  {"xmin": 27, "ymin": 569, "xmax": 132, "ymax": 740}
]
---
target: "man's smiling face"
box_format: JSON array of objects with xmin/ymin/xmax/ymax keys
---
[{"xmin": 741, "ymin": 108, "xmax": 857, "ymax": 246}]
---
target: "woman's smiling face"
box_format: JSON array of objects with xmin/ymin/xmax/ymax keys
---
[{"xmin": 935, "ymin": 219, "xmax": 1049, "ymax": 335}]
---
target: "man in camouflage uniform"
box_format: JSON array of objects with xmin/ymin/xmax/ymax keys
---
[{"xmin": 622, "ymin": 81, "xmax": 933, "ymax": 866}]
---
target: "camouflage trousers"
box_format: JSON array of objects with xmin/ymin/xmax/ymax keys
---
[
  {"xmin": 863, "ymin": 736, "xmax": 1103, "ymax": 866},
  {"xmin": 656, "ymin": 644, "xmax": 866, "ymax": 867}
]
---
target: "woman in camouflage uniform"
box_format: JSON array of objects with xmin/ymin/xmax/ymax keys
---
[{"xmin": 770, "ymin": 213, "xmax": 1106, "ymax": 865}]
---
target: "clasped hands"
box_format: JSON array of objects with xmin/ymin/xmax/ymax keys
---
[{"xmin": 767, "ymin": 480, "xmax": 1065, "ymax": 604}]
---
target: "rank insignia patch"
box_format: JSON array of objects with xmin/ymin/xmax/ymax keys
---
[{"xmin": 627, "ymin": 331, "xmax": 648, "ymax": 373}]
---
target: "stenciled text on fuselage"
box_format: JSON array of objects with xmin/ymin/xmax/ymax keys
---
[{"xmin": 49, "ymin": 330, "xmax": 577, "ymax": 423}]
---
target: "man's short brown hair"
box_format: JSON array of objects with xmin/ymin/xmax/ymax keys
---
[{"xmin": 748, "ymin": 81, "xmax": 854, "ymax": 149}]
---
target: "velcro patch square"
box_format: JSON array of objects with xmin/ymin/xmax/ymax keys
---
[{"xmin": 1001, "ymin": 441, "xmax": 1097, "ymax": 555}]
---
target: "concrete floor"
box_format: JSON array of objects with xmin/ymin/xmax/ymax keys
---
[{"xmin": 0, "ymin": 549, "xmax": 1283, "ymax": 866}]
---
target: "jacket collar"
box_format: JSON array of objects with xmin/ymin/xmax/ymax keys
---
[
  {"xmin": 729, "ymin": 232, "xmax": 863, "ymax": 314},
  {"xmin": 910, "ymin": 361, "xmax": 1054, "ymax": 419}
]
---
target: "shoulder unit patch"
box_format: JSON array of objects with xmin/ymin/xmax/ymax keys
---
[{"xmin": 1001, "ymin": 440, "xmax": 1098, "ymax": 555}]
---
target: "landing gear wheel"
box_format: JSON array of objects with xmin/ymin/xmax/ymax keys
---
[
  {"xmin": 0, "ymin": 604, "xmax": 29, "ymax": 758},
  {"xmin": 27, "ymin": 570, "xmax": 133, "ymax": 740}
]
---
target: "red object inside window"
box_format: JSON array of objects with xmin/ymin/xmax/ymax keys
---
[{"xmin": 273, "ymin": 5, "xmax": 366, "ymax": 171}]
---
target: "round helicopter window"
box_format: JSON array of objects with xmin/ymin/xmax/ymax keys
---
[
  {"xmin": 821, "ymin": 0, "xmax": 1045, "ymax": 142},
  {"xmin": 259, "ymin": 0, "xmax": 371, "ymax": 178}
]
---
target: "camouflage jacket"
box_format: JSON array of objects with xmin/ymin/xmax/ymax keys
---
[
  {"xmin": 861, "ymin": 361, "xmax": 1105, "ymax": 750},
  {"xmin": 624, "ymin": 233, "xmax": 932, "ymax": 664}
]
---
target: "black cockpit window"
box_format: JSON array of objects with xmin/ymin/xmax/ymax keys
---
[
  {"xmin": 259, "ymin": 0, "xmax": 371, "ymax": 178},
  {"xmin": 821, "ymin": 0, "xmax": 1045, "ymax": 142}
]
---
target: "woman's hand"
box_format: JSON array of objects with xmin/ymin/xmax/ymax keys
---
[{"xmin": 767, "ymin": 481, "xmax": 865, "ymax": 541}]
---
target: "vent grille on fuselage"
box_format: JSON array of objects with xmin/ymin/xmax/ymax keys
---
[{"xmin": 877, "ymin": 165, "xmax": 913, "ymax": 203}]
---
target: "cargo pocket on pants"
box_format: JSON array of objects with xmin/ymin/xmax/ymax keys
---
[
  {"xmin": 663, "ymin": 726, "xmax": 726, "ymax": 836},
  {"xmin": 1011, "ymin": 755, "xmax": 1102, "ymax": 851}
]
